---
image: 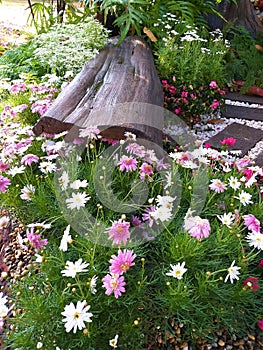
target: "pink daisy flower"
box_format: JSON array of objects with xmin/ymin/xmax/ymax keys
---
[
  {"xmin": 243, "ymin": 214, "xmax": 261, "ymax": 233},
  {"xmin": 209, "ymin": 179, "xmax": 227, "ymax": 193},
  {"xmin": 139, "ymin": 162, "xmax": 153, "ymax": 180},
  {"xmin": 118, "ymin": 155, "xmax": 138, "ymax": 172},
  {"xmin": 102, "ymin": 273, "xmax": 126, "ymax": 298},
  {"xmin": 26, "ymin": 227, "xmax": 48, "ymax": 250},
  {"xmin": 21, "ymin": 154, "xmax": 40, "ymax": 166},
  {"xmin": 0, "ymin": 162, "xmax": 9, "ymax": 172},
  {"xmin": 108, "ymin": 219, "xmax": 130, "ymax": 245},
  {"xmin": 109, "ymin": 249, "xmax": 136, "ymax": 275},
  {"xmin": 184, "ymin": 216, "xmax": 211, "ymax": 240},
  {"xmin": 0, "ymin": 176, "xmax": 11, "ymax": 193}
]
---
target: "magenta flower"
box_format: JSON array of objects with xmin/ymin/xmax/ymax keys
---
[
  {"xmin": 209, "ymin": 179, "xmax": 227, "ymax": 193},
  {"xmin": 102, "ymin": 273, "xmax": 126, "ymax": 298},
  {"xmin": 243, "ymin": 168, "xmax": 254, "ymax": 180},
  {"xmin": 210, "ymin": 99, "xmax": 220, "ymax": 109},
  {"xmin": 242, "ymin": 277, "xmax": 259, "ymax": 291},
  {"xmin": 21, "ymin": 154, "xmax": 40, "ymax": 166},
  {"xmin": 139, "ymin": 162, "xmax": 153, "ymax": 179},
  {"xmin": 258, "ymin": 319, "xmax": 263, "ymax": 330},
  {"xmin": 0, "ymin": 176, "xmax": 11, "ymax": 193},
  {"xmin": 118, "ymin": 155, "xmax": 138, "ymax": 172},
  {"xmin": 220, "ymin": 137, "xmax": 236, "ymax": 146},
  {"xmin": 109, "ymin": 249, "xmax": 136, "ymax": 275},
  {"xmin": 258, "ymin": 260, "xmax": 263, "ymax": 268},
  {"xmin": 108, "ymin": 219, "xmax": 130, "ymax": 245},
  {"xmin": 174, "ymin": 107, "xmax": 181, "ymax": 115},
  {"xmin": 243, "ymin": 214, "xmax": 261, "ymax": 233},
  {"xmin": 26, "ymin": 227, "xmax": 48, "ymax": 250},
  {"xmin": 184, "ymin": 216, "xmax": 211, "ymax": 240},
  {"xmin": 131, "ymin": 215, "xmax": 142, "ymax": 227},
  {"xmin": 209, "ymin": 81, "xmax": 218, "ymax": 89}
]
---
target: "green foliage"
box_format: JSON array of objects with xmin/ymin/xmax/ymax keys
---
[
  {"xmin": 155, "ymin": 24, "xmax": 228, "ymax": 87},
  {"xmin": 224, "ymin": 26, "xmax": 263, "ymax": 90},
  {"xmin": 0, "ymin": 17, "xmax": 109, "ymax": 80}
]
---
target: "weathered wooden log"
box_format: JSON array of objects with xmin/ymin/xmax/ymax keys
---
[{"xmin": 33, "ymin": 36, "xmax": 164, "ymax": 146}]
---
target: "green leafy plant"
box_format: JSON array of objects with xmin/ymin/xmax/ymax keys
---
[
  {"xmin": 0, "ymin": 17, "xmax": 109, "ymax": 80},
  {"xmin": 224, "ymin": 25, "xmax": 263, "ymax": 91},
  {"xmin": 155, "ymin": 24, "xmax": 228, "ymax": 87}
]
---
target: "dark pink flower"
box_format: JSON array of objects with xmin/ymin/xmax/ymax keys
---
[
  {"xmin": 210, "ymin": 99, "xmax": 220, "ymax": 109},
  {"xmin": 131, "ymin": 215, "xmax": 142, "ymax": 227},
  {"xmin": 220, "ymin": 137, "xmax": 236, "ymax": 146},
  {"xmin": 243, "ymin": 168, "xmax": 254, "ymax": 180},
  {"xmin": 0, "ymin": 162, "xmax": 9, "ymax": 172},
  {"xmin": 109, "ymin": 249, "xmax": 136, "ymax": 275},
  {"xmin": 258, "ymin": 319, "xmax": 263, "ymax": 330},
  {"xmin": 118, "ymin": 155, "xmax": 138, "ymax": 172},
  {"xmin": 174, "ymin": 108, "xmax": 181, "ymax": 115},
  {"xmin": 21, "ymin": 154, "xmax": 39, "ymax": 166},
  {"xmin": 108, "ymin": 220, "xmax": 130, "ymax": 246},
  {"xmin": 0, "ymin": 176, "xmax": 11, "ymax": 193},
  {"xmin": 204, "ymin": 143, "xmax": 211, "ymax": 149},
  {"xmin": 26, "ymin": 227, "xmax": 48, "ymax": 250},
  {"xmin": 258, "ymin": 260, "xmax": 263, "ymax": 268},
  {"xmin": 242, "ymin": 277, "xmax": 259, "ymax": 291},
  {"xmin": 243, "ymin": 214, "xmax": 261, "ymax": 232},
  {"xmin": 102, "ymin": 273, "xmax": 126, "ymax": 298}
]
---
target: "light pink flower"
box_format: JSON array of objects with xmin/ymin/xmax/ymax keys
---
[
  {"xmin": 184, "ymin": 216, "xmax": 211, "ymax": 240},
  {"xmin": 108, "ymin": 219, "xmax": 130, "ymax": 245},
  {"xmin": 243, "ymin": 214, "xmax": 261, "ymax": 232},
  {"xmin": 142, "ymin": 206, "xmax": 156, "ymax": 227},
  {"xmin": 139, "ymin": 162, "xmax": 153, "ymax": 179},
  {"xmin": 0, "ymin": 176, "xmax": 11, "ymax": 193},
  {"xmin": 9, "ymin": 82, "xmax": 27, "ymax": 94},
  {"xmin": 209, "ymin": 179, "xmax": 227, "ymax": 193},
  {"xmin": 109, "ymin": 249, "xmax": 136, "ymax": 275},
  {"xmin": 21, "ymin": 154, "xmax": 40, "ymax": 166},
  {"xmin": 220, "ymin": 137, "xmax": 236, "ymax": 146},
  {"xmin": 102, "ymin": 273, "xmax": 126, "ymax": 298},
  {"xmin": 118, "ymin": 155, "xmax": 138, "ymax": 172}
]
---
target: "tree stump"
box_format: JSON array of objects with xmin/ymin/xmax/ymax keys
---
[
  {"xmin": 207, "ymin": 0, "xmax": 263, "ymax": 37},
  {"xmin": 33, "ymin": 36, "xmax": 164, "ymax": 146}
]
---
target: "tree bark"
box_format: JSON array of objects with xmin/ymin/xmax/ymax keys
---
[
  {"xmin": 207, "ymin": 0, "xmax": 263, "ymax": 36},
  {"xmin": 33, "ymin": 36, "xmax": 164, "ymax": 146}
]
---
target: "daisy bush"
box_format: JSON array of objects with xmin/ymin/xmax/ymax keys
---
[
  {"xmin": 0, "ymin": 96, "xmax": 263, "ymax": 348},
  {"xmin": 0, "ymin": 16, "xmax": 263, "ymax": 350}
]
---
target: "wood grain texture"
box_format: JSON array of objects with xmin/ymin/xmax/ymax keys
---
[{"xmin": 33, "ymin": 36, "xmax": 164, "ymax": 145}]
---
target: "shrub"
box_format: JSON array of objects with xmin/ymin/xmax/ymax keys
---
[{"xmin": 0, "ymin": 17, "xmax": 109, "ymax": 80}]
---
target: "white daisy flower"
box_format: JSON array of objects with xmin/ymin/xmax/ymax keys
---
[
  {"xmin": 39, "ymin": 161, "xmax": 57, "ymax": 174},
  {"xmin": 224, "ymin": 260, "xmax": 241, "ymax": 284},
  {"xmin": 89, "ymin": 275, "xmax": 98, "ymax": 295},
  {"xmin": 58, "ymin": 171, "xmax": 69, "ymax": 190},
  {"xmin": 59, "ymin": 225, "xmax": 72, "ymax": 252},
  {"xmin": 166, "ymin": 262, "xmax": 187, "ymax": 280},
  {"xmin": 228, "ymin": 176, "xmax": 241, "ymax": 190},
  {"xmin": 234, "ymin": 190, "xmax": 253, "ymax": 206},
  {"xmin": 61, "ymin": 300, "xmax": 93, "ymax": 333},
  {"xmin": 70, "ymin": 179, "xmax": 88, "ymax": 190},
  {"xmin": 246, "ymin": 231, "xmax": 263, "ymax": 250},
  {"xmin": 61, "ymin": 259, "xmax": 89, "ymax": 278},
  {"xmin": 66, "ymin": 192, "xmax": 90, "ymax": 210},
  {"xmin": 109, "ymin": 334, "xmax": 119, "ymax": 348},
  {"xmin": 217, "ymin": 212, "xmax": 235, "ymax": 228},
  {"xmin": 20, "ymin": 184, "xmax": 35, "ymax": 201}
]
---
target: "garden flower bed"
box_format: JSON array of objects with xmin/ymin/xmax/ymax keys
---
[{"xmin": 0, "ymin": 12, "xmax": 263, "ymax": 350}]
